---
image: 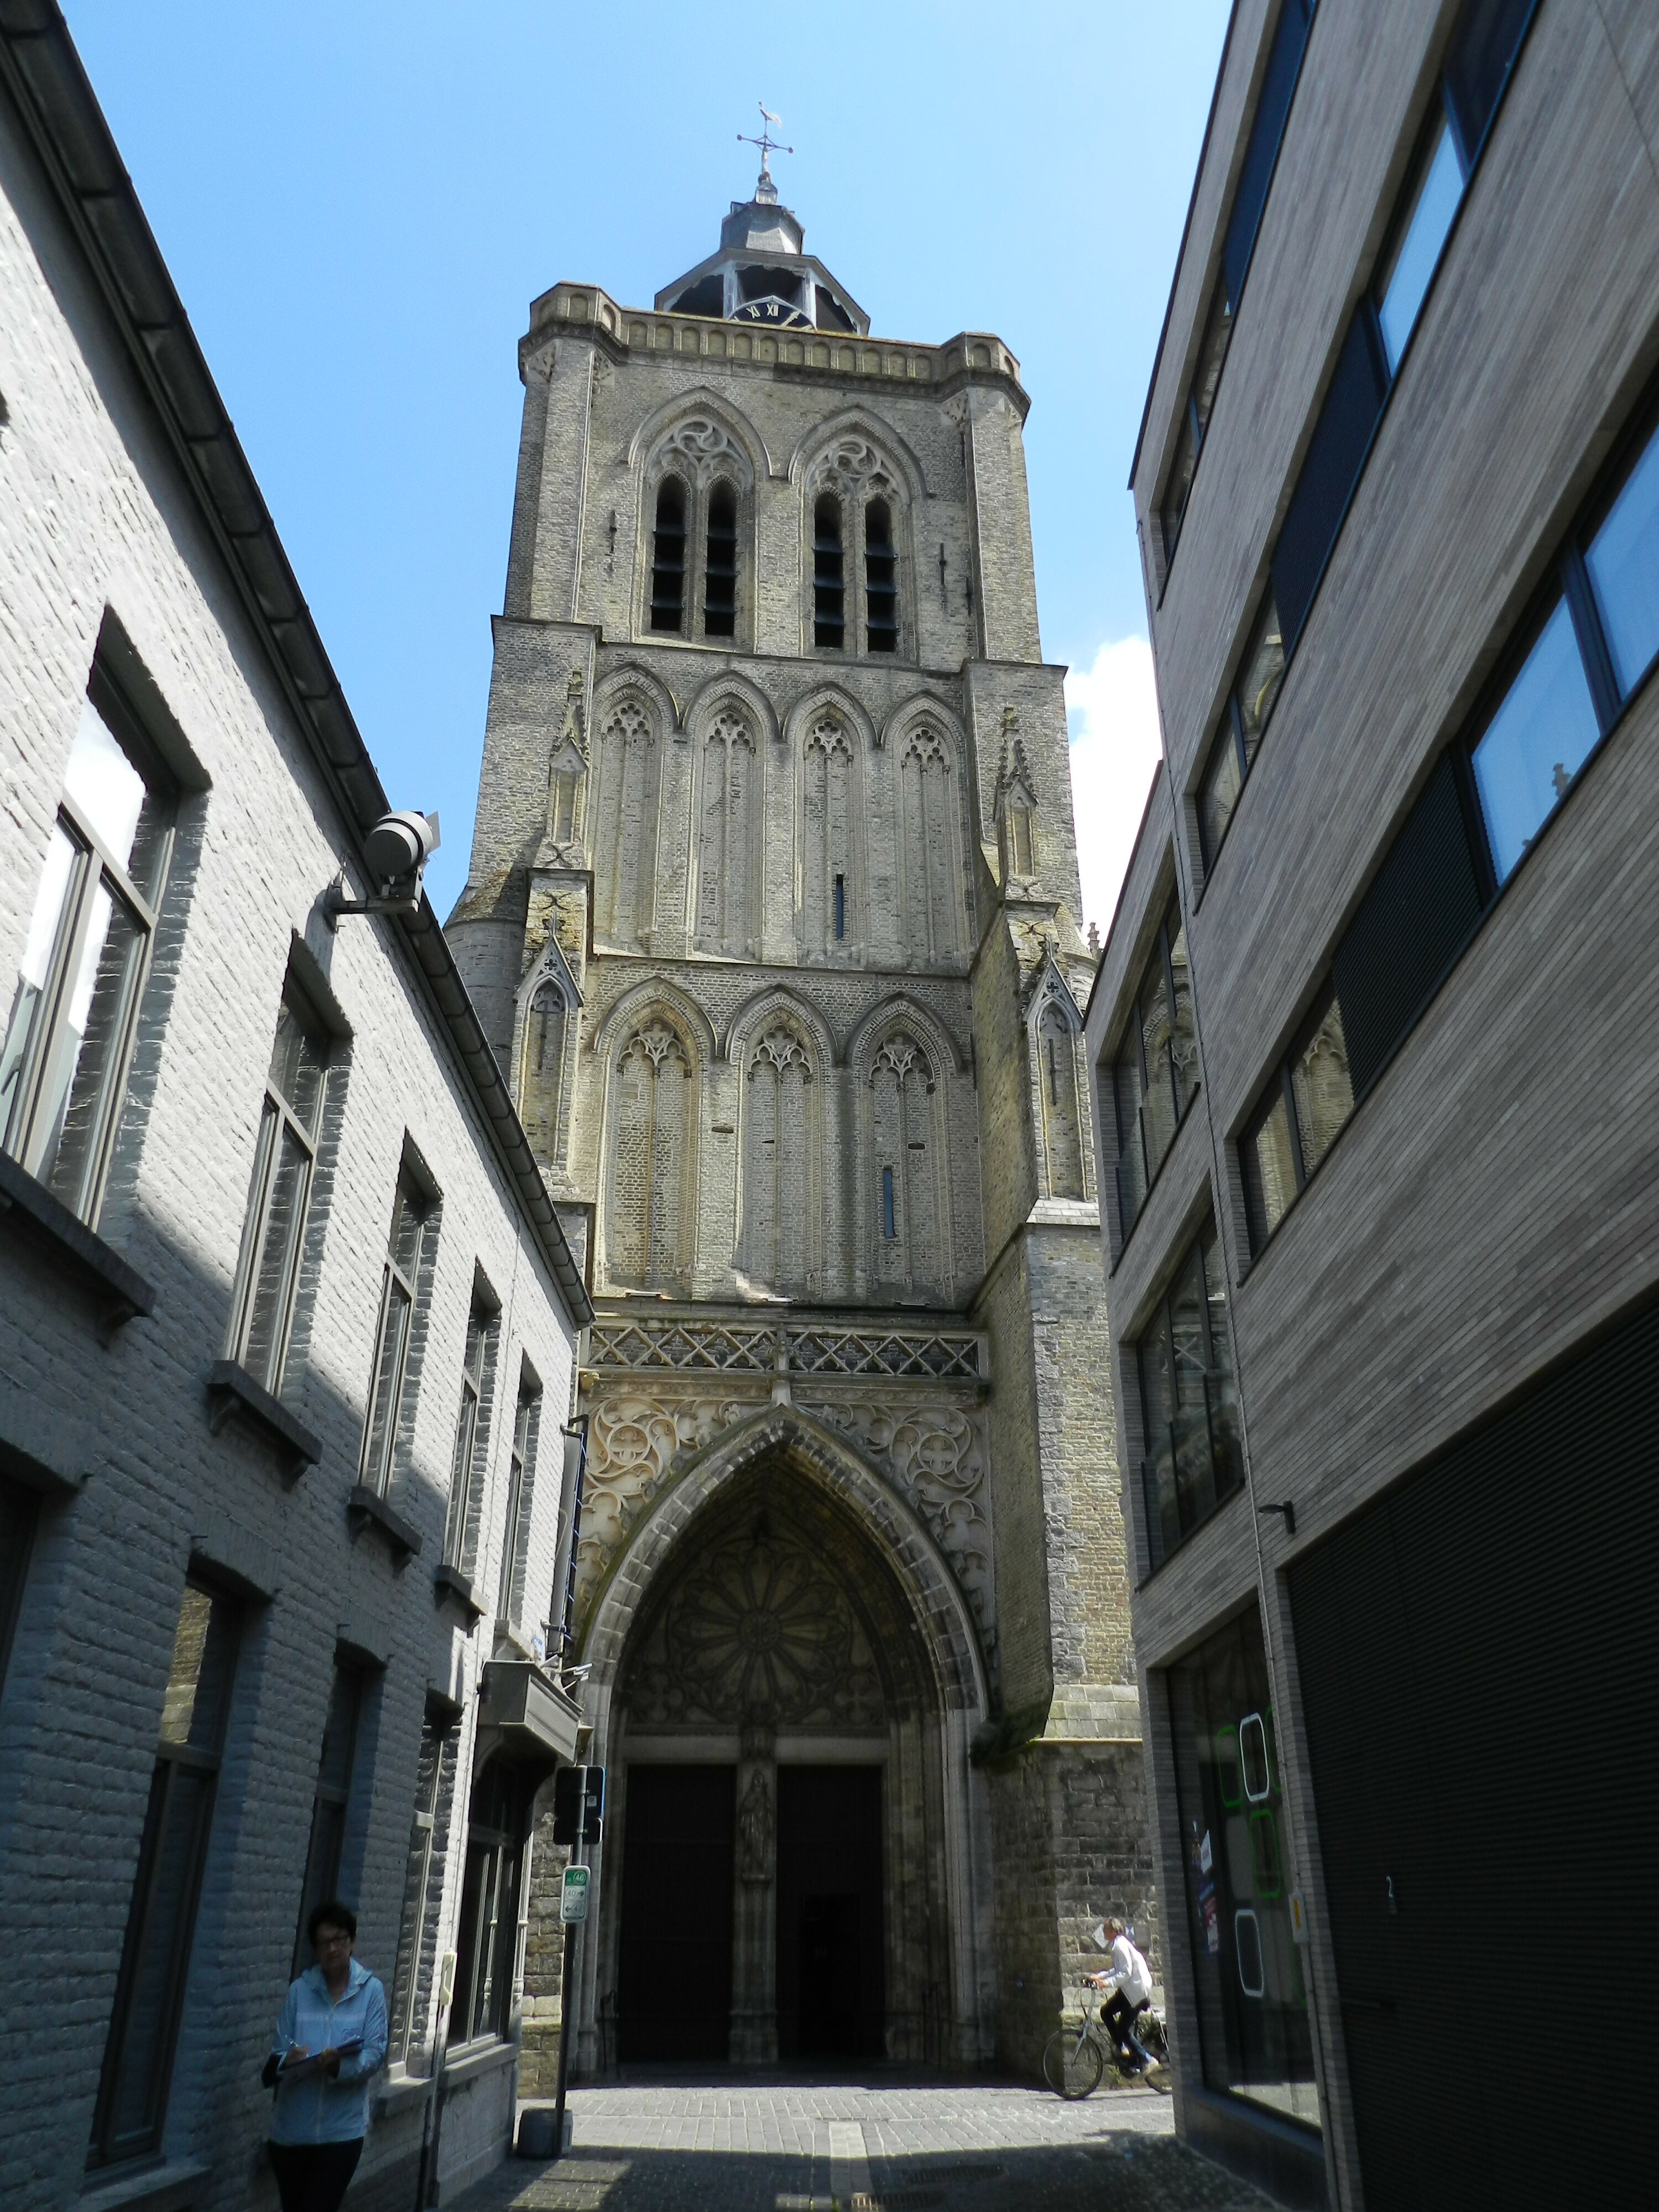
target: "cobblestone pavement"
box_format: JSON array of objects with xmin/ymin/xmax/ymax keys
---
[{"xmin": 445, "ymin": 2075, "xmax": 1279, "ymax": 2212}]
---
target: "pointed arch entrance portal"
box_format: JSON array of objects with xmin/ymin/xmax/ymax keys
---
[{"xmin": 568, "ymin": 1405, "xmax": 994, "ymax": 2072}]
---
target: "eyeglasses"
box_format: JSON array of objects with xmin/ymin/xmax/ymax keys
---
[{"xmin": 313, "ymin": 1930, "xmax": 353, "ymax": 1950}]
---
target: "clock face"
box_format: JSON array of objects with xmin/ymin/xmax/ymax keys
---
[{"xmin": 732, "ymin": 296, "xmax": 811, "ymax": 329}]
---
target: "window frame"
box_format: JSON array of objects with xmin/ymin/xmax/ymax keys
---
[
  {"xmin": 1107, "ymin": 891, "xmax": 1198, "ymax": 1251},
  {"xmin": 291, "ymin": 1656, "xmax": 368, "ymax": 1977},
  {"xmin": 0, "ymin": 675, "xmax": 178, "ymax": 1225},
  {"xmin": 1133, "ymin": 1216, "xmax": 1243, "ymax": 1579},
  {"xmin": 1157, "ymin": 0, "xmax": 1322, "ymax": 580},
  {"xmin": 445, "ymin": 1285, "xmax": 500, "ymax": 1569},
  {"xmin": 449, "ymin": 1762, "xmax": 528, "ymax": 2051},
  {"xmin": 496, "ymin": 1374, "xmax": 540, "ymax": 1626},
  {"xmin": 225, "ymin": 979, "xmax": 331, "ymax": 1399},
  {"xmin": 88, "ymin": 1578, "xmax": 239, "ymax": 2171},
  {"xmin": 647, "ymin": 474, "xmax": 688, "ymax": 635},
  {"xmin": 358, "ymin": 1162, "xmax": 436, "ymax": 1499}
]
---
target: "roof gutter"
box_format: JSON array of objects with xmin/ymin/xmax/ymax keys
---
[{"xmin": 0, "ymin": 0, "xmax": 591, "ymax": 1327}]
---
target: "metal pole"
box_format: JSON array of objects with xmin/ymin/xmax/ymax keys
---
[{"xmin": 550, "ymin": 1917, "xmax": 578, "ymax": 2161}]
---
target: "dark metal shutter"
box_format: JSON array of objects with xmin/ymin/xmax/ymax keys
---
[
  {"xmin": 1289, "ymin": 1295, "xmax": 1659, "ymax": 2206},
  {"xmin": 1271, "ymin": 310, "xmax": 1389, "ymax": 652},
  {"xmin": 1329, "ymin": 754, "xmax": 1484, "ymax": 1098}
]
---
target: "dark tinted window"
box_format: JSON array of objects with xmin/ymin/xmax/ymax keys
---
[
  {"xmin": 1444, "ymin": 0, "xmax": 1538, "ymax": 165},
  {"xmin": 1222, "ymin": 0, "xmax": 1318, "ymax": 311},
  {"xmin": 1271, "ymin": 314, "xmax": 1389, "ymax": 652},
  {"xmin": 649, "ymin": 478, "xmax": 686, "ymax": 634}
]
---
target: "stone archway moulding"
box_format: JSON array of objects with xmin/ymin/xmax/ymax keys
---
[{"xmin": 578, "ymin": 1401, "xmax": 992, "ymax": 1722}]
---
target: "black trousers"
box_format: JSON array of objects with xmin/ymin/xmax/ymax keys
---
[
  {"xmin": 268, "ymin": 2138, "xmax": 363, "ymax": 2212},
  {"xmin": 1103, "ymin": 1991, "xmax": 1150, "ymax": 2054}
]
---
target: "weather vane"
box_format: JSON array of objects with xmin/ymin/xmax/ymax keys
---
[{"xmin": 738, "ymin": 102, "xmax": 792, "ymax": 201}]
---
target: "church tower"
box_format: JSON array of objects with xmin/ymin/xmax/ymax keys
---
[{"xmin": 448, "ymin": 148, "xmax": 1150, "ymax": 2077}]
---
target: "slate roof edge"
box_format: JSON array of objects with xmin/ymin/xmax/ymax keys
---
[{"xmin": 0, "ymin": 0, "xmax": 591, "ymax": 1328}]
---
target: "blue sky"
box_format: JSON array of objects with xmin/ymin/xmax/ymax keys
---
[{"xmin": 60, "ymin": 0, "xmax": 1230, "ymax": 926}]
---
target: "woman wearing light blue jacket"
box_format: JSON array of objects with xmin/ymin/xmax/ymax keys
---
[{"xmin": 263, "ymin": 1900, "xmax": 388, "ymax": 2212}]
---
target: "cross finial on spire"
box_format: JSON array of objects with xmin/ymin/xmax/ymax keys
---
[{"xmin": 737, "ymin": 102, "xmax": 793, "ymax": 205}]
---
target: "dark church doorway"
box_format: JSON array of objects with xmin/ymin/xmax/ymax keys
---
[
  {"xmin": 617, "ymin": 1765, "xmax": 734, "ymax": 2061},
  {"xmin": 776, "ymin": 1765, "xmax": 884, "ymax": 2059}
]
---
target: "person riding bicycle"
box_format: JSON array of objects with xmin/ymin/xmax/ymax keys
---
[{"xmin": 1086, "ymin": 1918, "xmax": 1156, "ymax": 2074}]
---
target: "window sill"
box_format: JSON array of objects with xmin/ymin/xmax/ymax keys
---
[
  {"xmin": 440, "ymin": 2037, "xmax": 520, "ymax": 2090},
  {"xmin": 1136, "ymin": 1477, "xmax": 1246, "ymax": 1590},
  {"xmin": 205, "ymin": 1360, "xmax": 320, "ymax": 1482},
  {"xmin": 374, "ymin": 2063, "xmax": 437, "ymax": 2120},
  {"xmin": 79, "ymin": 2157, "xmax": 210, "ymax": 2212},
  {"xmin": 347, "ymin": 1481, "xmax": 422, "ymax": 1567},
  {"xmin": 434, "ymin": 1560, "xmax": 485, "ymax": 1623},
  {"xmin": 1, "ymin": 1370, "xmax": 99, "ymax": 1493},
  {"xmin": 0, "ymin": 1149, "xmax": 155, "ymax": 1337}
]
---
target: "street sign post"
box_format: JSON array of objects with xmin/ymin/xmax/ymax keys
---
[{"xmin": 559, "ymin": 1865, "xmax": 590, "ymax": 1923}]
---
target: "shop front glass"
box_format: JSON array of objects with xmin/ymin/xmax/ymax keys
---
[{"xmin": 1169, "ymin": 1604, "xmax": 1319, "ymax": 2127}]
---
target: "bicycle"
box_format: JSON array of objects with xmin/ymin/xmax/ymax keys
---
[{"xmin": 1041, "ymin": 1990, "xmax": 1171, "ymax": 2099}]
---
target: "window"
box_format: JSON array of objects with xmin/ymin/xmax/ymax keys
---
[
  {"xmin": 292, "ymin": 1659, "xmax": 367, "ymax": 1975},
  {"xmin": 1160, "ymin": 0, "xmax": 1319, "ymax": 565},
  {"xmin": 703, "ymin": 481, "xmax": 737, "ymax": 639},
  {"xmin": 1135, "ymin": 1218, "xmax": 1241, "ymax": 1572},
  {"xmin": 1168, "ymin": 1605, "xmax": 1318, "ymax": 2127},
  {"xmin": 450, "ymin": 1760, "xmax": 529, "ymax": 2047},
  {"xmin": 649, "ymin": 478, "xmax": 686, "ymax": 633},
  {"xmin": 89, "ymin": 1581, "xmax": 238, "ymax": 2168},
  {"xmin": 390, "ymin": 1713, "xmax": 455, "ymax": 2068},
  {"xmin": 881, "ymin": 1164, "xmax": 896, "ymax": 1240},
  {"xmin": 497, "ymin": 1376, "xmax": 540, "ymax": 1625},
  {"xmin": 1198, "ymin": 594, "xmax": 1285, "ymax": 872},
  {"xmin": 1004, "ymin": 798, "xmax": 1035, "ymax": 880},
  {"xmin": 1241, "ymin": 987, "xmax": 1358, "ymax": 1250},
  {"xmin": 813, "ymin": 493, "xmax": 845, "ymax": 648},
  {"xmin": 1109, "ymin": 894, "xmax": 1198, "ymax": 1239},
  {"xmin": 865, "ymin": 496, "xmax": 898, "ymax": 651},
  {"xmin": 226, "ymin": 983, "xmax": 330, "ymax": 1397},
  {"xmin": 0, "ymin": 685, "xmax": 176, "ymax": 1225},
  {"xmin": 1266, "ymin": 0, "xmax": 1538, "ymax": 653},
  {"xmin": 360, "ymin": 1166, "xmax": 435, "ymax": 1497},
  {"xmin": 520, "ymin": 979, "xmax": 568, "ymax": 1165},
  {"xmin": 1233, "ymin": 363, "xmax": 1659, "ymax": 1256},
  {"xmin": 445, "ymin": 1291, "xmax": 498, "ymax": 1568}
]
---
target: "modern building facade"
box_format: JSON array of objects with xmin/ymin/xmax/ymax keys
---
[
  {"xmin": 0, "ymin": 16, "xmax": 590, "ymax": 2211},
  {"xmin": 447, "ymin": 156, "xmax": 1150, "ymax": 2079},
  {"xmin": 1089, "ymin": 1, "xmax": 1653, "ymax": 2205}
]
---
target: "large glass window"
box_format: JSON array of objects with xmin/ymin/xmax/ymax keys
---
[
  {"xmin": 1241, "ymin": 988, "xmax": 1357, "ymax": 1251},
  {"xmin": 450, "ymin": 1760, "xmax": 529, "ymax": 2048},
  {"xmin": 1109, "ymin": 893, "xmax": 1197, "ymax": 1239},
  {"xmin": 360, "ymin": 1166, "xmax": 435, "ymax": 1497},
  {"xmin": 1162, "ymin": 0, "xmax": 1319, "ymax": 566},
  {"xmin": 227, "ymin": 984, "xmax": 330, "ymax": 1397},
  {"xmin": 1168, "ymin": 1605, "xmax": 1318, "ymax": 2129},
  {"xmin": 292, "ymin": 1658, "xmax": 367, "ymax": 1975},
  {"xmin": 89, "ymin": 1582, "xmax": 238, "ymax": 2169},
  {"xmin": 0, "ymin": 690, "xmax": 176, "ymax": 1225},
  {"xmin": 1198, "ymin": 594, "xmax": 1285, "ymax": 873},
  {"xmin": 1135, "ymin": 1219, "xmax": 1240, "ymax": 1571},
  {"xmin": 864, "ymin": 497, "xmax": 899, "ymax": 653}
]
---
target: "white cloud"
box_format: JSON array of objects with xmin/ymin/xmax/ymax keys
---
[{"xmin": 1066, "ymin": 633, "xmax": 1164, "ymax": 941}]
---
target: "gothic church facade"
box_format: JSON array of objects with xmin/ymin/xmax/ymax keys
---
[{"xmin": 448, "ymin": 169, "xmax": 1150, "ymax": 2075}]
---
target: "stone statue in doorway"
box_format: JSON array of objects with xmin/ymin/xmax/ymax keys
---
[{"xmin": 738, "ymin": 1767, "xmax": 775, "ymax": 1883}]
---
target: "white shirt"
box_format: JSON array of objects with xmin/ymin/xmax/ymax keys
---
[{"xmin": 1100, "ymin": 1934, "xmax": 1152, "ymax": 2007}]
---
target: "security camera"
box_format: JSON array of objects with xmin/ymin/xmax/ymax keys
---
[{"xmin": 324, "ymin": 810, "xmax": 441, "ymax": 927}]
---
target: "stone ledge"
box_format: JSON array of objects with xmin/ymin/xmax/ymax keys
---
[
  {"xmin": 78, "ymin": 2158, "xmax": 210, "ymax": 2212},
  {"xmin": 434, "ymin": 1560, "xmax": 485, "ymax": 1622},
  {"xmin": 1, "ymin": 1370, "xmax": 98, "ymax": 1491},
  {"xmin": 0, "ymin": 1148, "xmax": 154, "ymax": 1336},
  {"xmin": 347, "ymin": 1483, "xmax": 422, "ymax": 1566},
  {"xmin": 205, "ymin": 1360, "xmax": 321, "ymax": 1481}
]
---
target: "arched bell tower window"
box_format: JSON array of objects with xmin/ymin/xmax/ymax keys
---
[
  {"xmin": 704, "ymin": 482, "xmax": 738, "ymax": 639},
  {"xmin": 865, "ymin": 497, "xmax": 898, "ymax": 653},
  {"xmin": 813, "ymin": 494, "xmax": 845, "ymax": 649},
  {"xmin": 650, "ymin": 479, "xmax": 687, "ymax": 634}
]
